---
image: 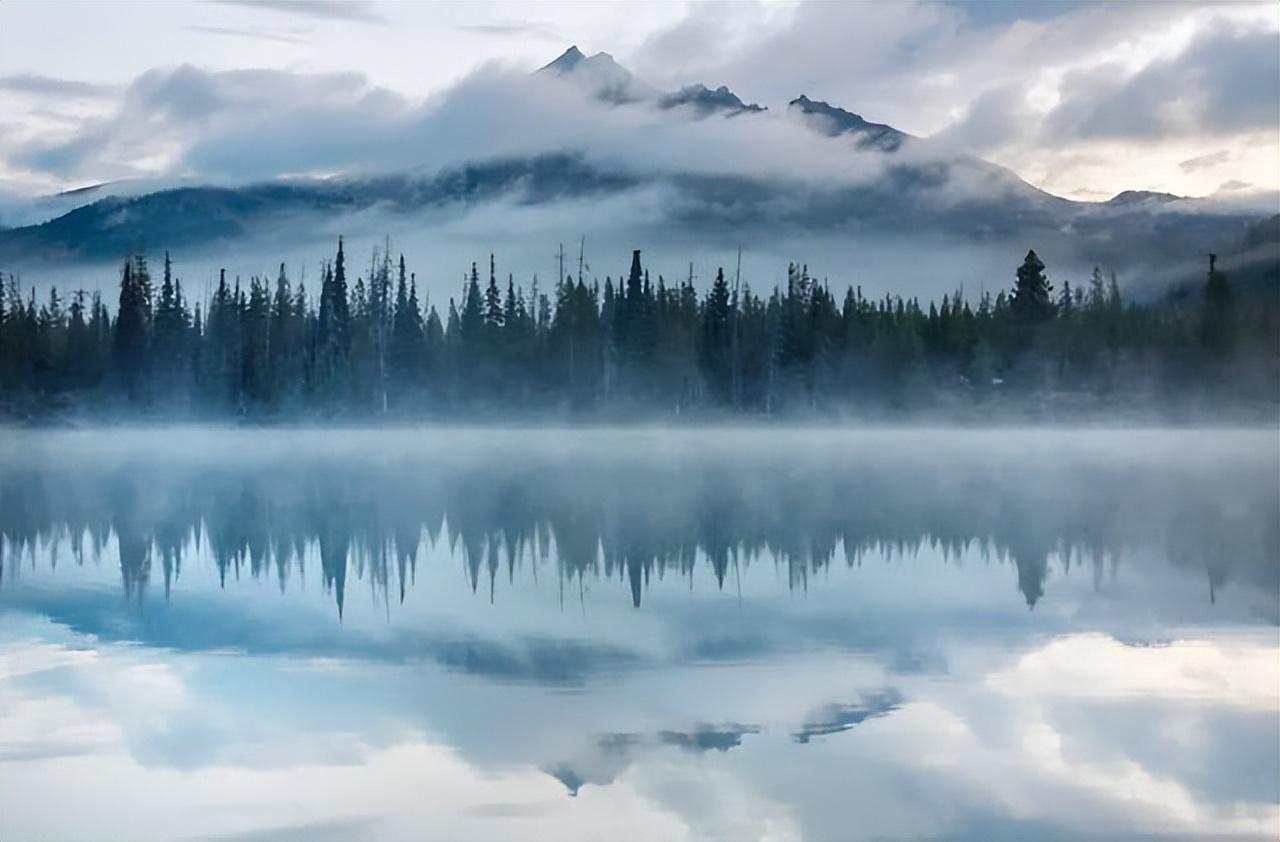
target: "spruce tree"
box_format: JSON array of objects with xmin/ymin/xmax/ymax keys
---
[
  {"xmin": 1011, "ymin": 249, "xmax": 1054, "ymax": 325},
  {"xmin": 700, "ymin": 267, "xmax": 733, "ymax": 403},
  {"xmin": 1200, "ymin": 253, "xmax": 1234, "ymax": 356},
  {"xmin": 114, "ymin": 258, "xmax": 150, "ymax": 401}
]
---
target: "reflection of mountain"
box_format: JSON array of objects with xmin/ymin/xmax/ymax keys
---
[
  {"xmin": 1, "ymin": 434, "xmax": 1275, "ymax": 616},
  {"xmin": 792, "ymin": 690, "xmax": 904, "ymax": 743},
  {"xmin": 546, "ymin": 723, "xmax": 762, "ymax": 795}
]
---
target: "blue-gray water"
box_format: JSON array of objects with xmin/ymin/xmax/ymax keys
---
[{"xmin": 1, "ymin": 428, "xmax": 1277, "ymax": 841}]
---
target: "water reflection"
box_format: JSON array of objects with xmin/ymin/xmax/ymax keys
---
[
  {"xmin": 0, "ymin": 429, "xmax": 1276, "ymax": 841},
  {"xmin": 2, "ymin": 429, "xmax": 1276, "ymax": 614}
]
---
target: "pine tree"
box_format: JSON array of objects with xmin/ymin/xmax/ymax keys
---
[
  {"xmin": 269, "ymin": 262, "xmax": 295, "ymax": 406},
  {"xmin": 1011, "ymin": 249, "xmax": 1055, "ymax": 325},
  {"xmin": 1088, "ymin": 265, "xmax": 1106, "ymax": 310},
  {"xmin": 484, "ymin": 254, "xmax": 503, "ymax": 329},
  {"xmin": 460, "ymin": 263, "xmax": 485, "ymax": 346},
  {"xmin": 700, "ymin": 267, "xmax": 733, "ymax": 403},
  {"xmin": 114, "ymin": 258, "xmax": 151, "ymax": 401},
  {"xmin": 391, "ymin": 259, "xmax": 426, "ymax": 395},
  {"xmin": 153, "ymin": 252, "xmax": 191, "ymax": 405},
  {"xmin": 1200, "ymin": 253, "xmax": 1234, "ymax": 357}
]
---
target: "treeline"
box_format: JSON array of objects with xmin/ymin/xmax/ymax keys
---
[{"xmin": 0, "ymin": 242, "xmax": 1275, "ymax": 418}]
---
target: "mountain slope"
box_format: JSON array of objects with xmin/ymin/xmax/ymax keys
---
[{"xmin": 788, "ymin": 95, "xmax": 909, "ymax": 151}]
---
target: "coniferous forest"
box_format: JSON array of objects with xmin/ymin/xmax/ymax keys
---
[{"xmin": 0, "ymin": 240, "xmax": 1276, "ymax": 420}]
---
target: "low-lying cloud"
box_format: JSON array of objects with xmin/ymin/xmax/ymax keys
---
[{"xmin": 14, "ymin": 60, "xmax": 910, "ymax": 192}]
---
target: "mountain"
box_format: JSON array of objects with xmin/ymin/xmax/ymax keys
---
[
  {"xmin": 0, "ymin": 46, "xmax": 1272, "ymax": 295},
  {"xmin": 660, "ymin": 84, "xmax": 766, "ymax": 116},
  {"xmin": 538, "ymin": 45, "xmax": 656, "ymax": 104},
  {"xmin": 539, "ymin": 45, "xmax": 762, "ymax": 116},
  {"xmin": 538, "ymin": 45, "xmax": 587, "ymax": 74},
  {"xmin": 788, "ymin": 95, "xmax": 909, "ymax": 152},
  {"xmin": 0, "ymin": 154, "xmax": 637, "ymax": 262}
]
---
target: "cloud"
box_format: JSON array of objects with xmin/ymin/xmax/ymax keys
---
[
  {"xmin": 628, "ymin": 1, "xmax": 1185, "ymax": 135},
  {"xmin": 0, "ymin": 74, "xmax": 114, "ymax": 99},
  {"xmin": 184, "ymin": 24, "xmax": 309, "ymax": 45},
  {"xmin": 631, "ymin": 1, "xmax": 964, "ymax": 122},
  {"xmin": 938, "ymin": 21, "xmax": 1280, "ymax": 154},
  {"xmin": 941, "ymin": 0, "xmax": 1100, "ymax": 28},
  {"xmin": 1046, "ymin": 22, "xmax": 1280, "ymax": 142},
  {"xmin": 930, "ymin": 85, "xmax": 1034, "ymax": 154},
  {"xmin": 13, "ymin": 65, "xmax": 389, "ymax": 181},
  {"xmin": 11, "ymin": 60, "xmax": 906, "ymax": 191},
  {"xmin": 627, "ymin": 1, "xmax": 1279, "ymax": 198},
  {"xmin": 454, "ymin": 21, "xmax": 562, "ymax": 41},
  {"xmin": 211, "ymin": 0, "xmax": 386, "ymax": 24},
  {"xmin": 0, "ymin": 3, "xmax": 1273, "ymax": 290},
  {"xmin": 1179, "ymin": 150, "xmax": 1231, "ymax": 172}
]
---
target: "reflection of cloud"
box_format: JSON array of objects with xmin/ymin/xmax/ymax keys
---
[
  {"xmin": 0, "ymin": 690, "xmax": 118, "ymax": 763},
  {"xmin": 40, "ymin": 589, "xmax": 644, "ymax": 685},
  {"xmin": 0, "ymin": 639, "xmax": 98, "ymax": 680},
  {"xmin": 1, "ymin": 595, "xmax": 1276, "ymax": 839},
  {"xmin": 1, "ymin": 431, "xmax": 1278, "ymax": 838},
  {"xmin": 199, "ymin": 816, "xmax": 381, "ymax": 842},
  {"xmin": 985, "ymin": 633, "xmax": 1280, "ymax": 710}
]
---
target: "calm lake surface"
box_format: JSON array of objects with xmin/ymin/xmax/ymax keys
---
[{"xmin": 1, "ymin": 428, "xmax": 1277, "ymax": 841}]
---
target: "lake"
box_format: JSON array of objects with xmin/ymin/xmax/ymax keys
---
[{"xmin": 1, "ymin": 428, "xmax": 1277, "ymax": 841}]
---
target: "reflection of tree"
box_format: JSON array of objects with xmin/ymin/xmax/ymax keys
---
[
  {"xmin": 1004, "ymin": 496, "xmax": 1055, "ymax": 608},
  {"xmin": 1, "ymin": 445, "xmax": 1275, "ymax": 615},
  {"xmin": 1007, "ymin": 538, "xmax": 1051, "ymax": 609}
]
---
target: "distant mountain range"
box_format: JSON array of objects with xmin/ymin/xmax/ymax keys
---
[{"xmin": 0, "ymin": 46, "xmax": 1274, "ymax": 294}]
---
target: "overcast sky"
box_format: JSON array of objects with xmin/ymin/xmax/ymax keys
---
[{"xmin": 0, "ymin": 0, "xmax": 1276, "ymax": 201}]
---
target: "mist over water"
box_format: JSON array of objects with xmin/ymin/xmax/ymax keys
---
[{"xmin": 1, "ymin": 428, "xmax": 1277, "ymax": 840}]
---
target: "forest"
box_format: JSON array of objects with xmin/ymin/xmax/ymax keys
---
[{"xmin": 0, "ymin": 240, "xmax": 1275, "ymax": 420}]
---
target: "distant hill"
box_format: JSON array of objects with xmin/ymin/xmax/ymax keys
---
[{"xmin": 1107, "ymin": 190, "xmax": 1185, "ymax": 207}]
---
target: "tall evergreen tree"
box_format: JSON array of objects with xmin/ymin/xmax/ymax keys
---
[
  {"xmin": 700, "ymin": 267, "xmax": 733, "ymax": 403},
  {"xmin": 114, "ymin": 258, "xmax": 151, "ymax": 401},
  {"xmin": 1011, "ymin": 249, "xmax": 1055, "ymax": 325},
  {"xmin": 1200, "ymin": 253, "xmax": 1234, "ymax": 356}
]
